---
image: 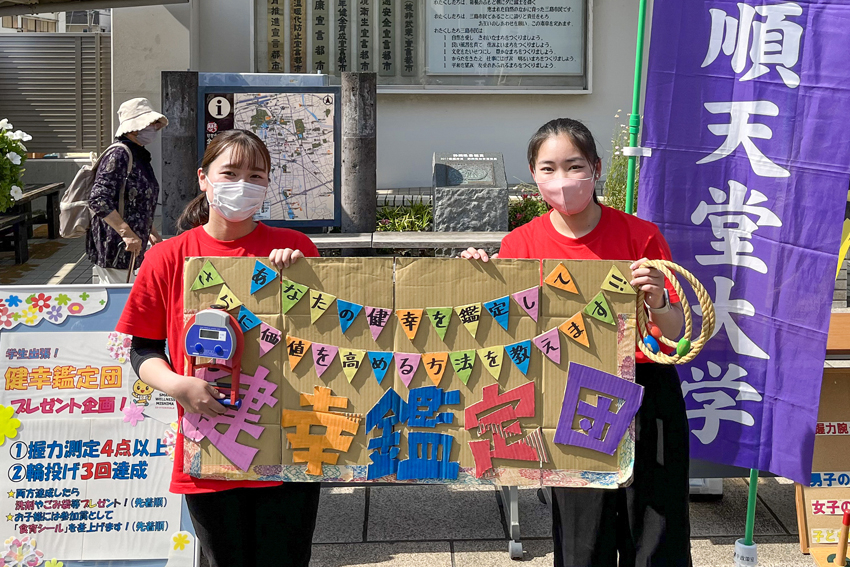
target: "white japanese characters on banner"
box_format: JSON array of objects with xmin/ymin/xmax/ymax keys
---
[{"xmin": 0, "ymin": 332, "xmax": 180, "ymax": 561}]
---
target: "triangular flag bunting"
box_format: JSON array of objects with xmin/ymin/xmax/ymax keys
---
[
  {"xmin": 395, "ymin": 353, "xmax": 421, "ymax": 387},
  {"xmin": 250, "ymin": 260, "xmax": 279, "ymax": 294},
  {"xmin": 235, "ymin": 306, "xmax": 261, "ymax": 332},
  {"xmin": 422, "ymin": 352, "xmax": 449, "ymax": 386},
  {"xmin": 425, "ymin": 307, "xmax": 453, "ymax": 340},
  {"xmin": 560, "ymin": 312, "xmax": 590, "ymax": 347},
  {"xmin": 339, "ymin": 348, "xmax": 366, "ymax": 382},
  {"xmin": 337, "ymin": 300, "xmax": 364, "ymax": 333},
  {"xmin": 258, "ymin": 322, "xmax": 283, "ymax": 357},
  {"xmin": 215, "ymin": 284, "xmax": 242, "ymax": 311},
  {"xmin": 512, "ymin": 287, "xmax": 540, "ymax": 322},
  {"xmin": 365, "ymin": 306, "xmax": 392, "ymax": 341},
  {"xmin": 397, "ymin": 309, "xmax": 424, "ymax": 341},
  {"xmin": 483, "ymin": 296, "xmax": 510, "ymax": 331},
  {"xmin": 367, "ymin": 351, "xmax": 394, "ymax": 384},
  {"xmin": 449, "ymin": 350, "xmax": 476, "ymax": 385},
  {"xmin": 505, "ymin": 340, "xmax": 532, "ymax": 375},
  {"xmin": 311, "ymin": 343, "xmax": 339, "ymax": 377},
  {"xmin": 583, "ymin": 292, "xmax": 616, "ymax": 325},
  {"xmin": 281, "ymin": 279, "xmax": 309, "ymax": 313},
  {"xmin": 544, "ymin": 263, "xmax": 579, "ymax": 294},
  {"xmin": 454, "ymin": 303, "xmax": 482, "ymax": 338},
  {"xmin": 533, "ymin": 328, "xmax": 562, "ymax": 364},
  {"xmin": 310, "ymin": 290, "xmax": 337, "ymax": 324},
  {"xmin": 477, "ymin": 347, "xmax": 504, "ymax": 381},
  {"xmin": 601, "ymin": 265, "xmax": 637, "ymax": 295},
  {"xmin": 191, "ymin": 260, "xmax": 225, "ymax": 291},
  {"xmin": 286, "ymin": 336, "xmax": 312, "ymax": 369}
]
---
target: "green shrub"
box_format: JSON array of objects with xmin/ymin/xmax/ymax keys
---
[
  {"xmin": 603, "ymin": 111, "xmax": 639, "ymax": 213},
  {"xmin": 509, "ymin": 183, "xmax": 549, "ymax": 230},
  {"xmin": 376, "ymin": 198, "xmax": 433, "ymax": 232}
]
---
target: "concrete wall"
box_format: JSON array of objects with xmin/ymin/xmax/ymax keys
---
[
  {"xmin": 111, "ymin": 4, "xmax": 191, "ymax": 182},
  {"xmin": 111, "ymin": 0, "xmax": 640, "ymax": 190}
]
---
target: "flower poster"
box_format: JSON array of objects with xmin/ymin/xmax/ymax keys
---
[{"xmin": 0, "ymin": 332, "xmax": 180, "ymax": 560}]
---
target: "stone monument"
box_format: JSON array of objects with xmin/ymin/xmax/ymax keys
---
[{"xmin": 432, "ymin": 152, "xmax": 508, "ymax": 234}]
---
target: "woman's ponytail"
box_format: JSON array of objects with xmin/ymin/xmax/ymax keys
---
[{"xmin": 176, "ymin": 193, "xmax": 209, "ymax": 234}]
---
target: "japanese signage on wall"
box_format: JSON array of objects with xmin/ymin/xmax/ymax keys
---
[
  {"xmin": 184, "ymin": 257, "xmax": 645, "ymax": 489},
  {"xmin": 638, "ymin": 0, "xmax": 850, "ymax": 483},
  {"xmin": 264, "ymin": 0, "xmax": 587, "ymax": 88},
  {"xmin": 0, "ymin": 331, "xmax": 179, "ymax": 560},
  {"xmin": 202, "ymin": 91, "xmax": 338, "ymax": 226}
]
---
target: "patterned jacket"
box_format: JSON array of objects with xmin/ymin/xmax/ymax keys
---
[{"xmin": 86, "ymin": 137, "xmax": 159, "ymax": 271}]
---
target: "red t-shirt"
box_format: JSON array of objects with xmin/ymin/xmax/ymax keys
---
[
  {"xmin": 115, "ymin": 223, "xmax": 319, "ymax": 494},
  {"xmin": 499, "ymin": 205, "xmax": 679, "ymax": 363}
]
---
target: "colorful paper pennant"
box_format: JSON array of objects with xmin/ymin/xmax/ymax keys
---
[
  {"xmin": 559, "ymin": 312, "xmax": 590, "ymax": 347},
  {"xmin": 281, "ymin": 279, "xmax": 309, "ymax": 313},
  {"xmin": 454, "ymin": 303, "xmax": 482, "ymax": 338},
  {"xmin": 337, "ymin": 300, "xmax": 364, "ymax": 333},
  {"xmin": 483, "ymin": 296, "xmax": 510, "ymax": 331},
  {"xmin": 365, "ymin": 306, "xmax": 392, "ymax": 340},
  {"xmin": 397, "ymin": 309, "xmax": 424, "ymax": 341},
  {"xmin": 215, "ymin": 284, "xmax": 242, "ymax": 311},
  {"xmin": 310, "ymin": 290, "xmax": 337, "ymax": 324},
  {"xmin": 286, "ymin": 336, "xmax": 312, "ymax": 369},
  {"xmin": 191, "ymin": 260, "xmax": 225, "ymax": 291},
  {"xmin": 477, "ymin": 347, "xmax": 504, "ymax": 381},
  {"xmin": 367, "ymin": 351, "xmax": 394, "ymax": 384},
  {"xmin": 250, "ymin": 260, "xmax": 279, "ymax": 294},
  {"xmin": 258, "ymin": 322, "xmax": 282, "ymax": 357},
  {"xmin": 339, "ymin": 348, "xmax": 366, "ymax": 382},
  {"xmin": 235, "ymin": 306, "xmax": 261, "ymax": 332},
  {"xmin": 422, "ymin": 352, "xmax": 449, "ymax": 386},
  {"xmin": 449, "ymin": 350, "xmax": 476, "ymax": 385},
  {"xmin": 533, "ymin": 328, "xmax": 562, "ymax": 364},
  {"xmin": 512, "ymin": 287, "xmax": 540, "ymax": 322},
  {"xmin": 601, "ymin": 265, "xmax": 636, "ymax": 295},
  {"xmin": 426, "ymin": 307, "xmax": 453, "ymax": 340},
  {"xmin": 311, "ymin": 343, "xmax": 339, "ymax": 377},
  {"xmin": 394, "ymin": 353, "xmax": 421, "ymax": 387},
  {"xmin": 544, "ymin": 263, "xmax": 579, "ymax": 294},
  {"xmin": 505, "ymin": 340, "xmax": 532, "ymax": 375},
  {"xmin": 583, "ymin": 291, "xmax": 615, "ymax": 325}
]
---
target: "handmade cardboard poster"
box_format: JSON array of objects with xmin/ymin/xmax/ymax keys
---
[
  {"xmin": 0, "ymin": 332, "xmax": 180, "ymax": 560},
  {"xmin": 182, "ymin": 257, "xmax": 641, "ymax": 488}
]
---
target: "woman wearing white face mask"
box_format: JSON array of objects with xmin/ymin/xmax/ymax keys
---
[
  {"xmin": 87, "ymin": 97, "xmax": 167, "ymax": 283},
  {"xmin": 115, "ymin": 129, "xmax": 320, "ymax": 567}
]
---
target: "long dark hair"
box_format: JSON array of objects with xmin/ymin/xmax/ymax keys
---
[
  {"xmin": 176, "ymin": 129, "xmax": 272, "ymax": 233},
  {"xmin": 527, "ymin": 118, "xmax": 601, "ymax": 203}
]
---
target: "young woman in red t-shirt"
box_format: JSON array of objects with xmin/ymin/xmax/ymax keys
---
[
  {"xmin": 116, "ymin": 130, "xmax": 320, "ymax": 567},
  {"xmin": 463, "ymin": 118, "xmax": 691, "ymax": 567}
]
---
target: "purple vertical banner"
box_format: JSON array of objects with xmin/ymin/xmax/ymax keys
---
[{"xmin": 638, "ymin": 0, "xmax": 850, "ymax": 483}]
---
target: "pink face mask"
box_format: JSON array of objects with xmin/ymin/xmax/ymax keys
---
[{"xmin": 535, "ymin": 172, "xmax": 596, "ymax": 216}]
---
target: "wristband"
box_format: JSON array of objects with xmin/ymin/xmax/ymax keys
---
[{"xmin": 645, "ymin": 289, "xmax": 671, "ymax": 314}]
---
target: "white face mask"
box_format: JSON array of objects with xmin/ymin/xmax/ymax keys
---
[
  {"xmin": 208, "ymin": 180, "xmax": 268, "ymax": 222},
  {"xmin": 134, "ymin": 125, "xmax": 158, "ymax": 146}
]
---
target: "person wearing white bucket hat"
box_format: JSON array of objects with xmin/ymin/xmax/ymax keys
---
[{"xmin": 87, "ymin": 98, "xmax": 168, "ymax": 283}]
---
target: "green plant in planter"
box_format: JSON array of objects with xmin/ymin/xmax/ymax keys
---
[
  {"xmin": 0, "ymin": 119, "xmax": 31, "ymax": 213},
  {"xmin": 376, "ymin": 198, "xmax": 433, "ymax": 232},
  {"xmin": 509, "ymin": 183, "xmax": 550, "ymax": 230},
  {"xmin": 603, "ymin": 111, "xmax": 639, "ymax": 213}
]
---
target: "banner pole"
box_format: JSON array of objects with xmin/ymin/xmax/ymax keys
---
[
  {"xmin": 745, "ymin": 468, "xmax": 759, "ymax": 545},
  {"xmin": 625, "ymin": 0, "xmax": 649, "ymax": 215}
]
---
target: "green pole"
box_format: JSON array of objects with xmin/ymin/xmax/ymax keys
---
[
  {"xmin": 625, "ymin": 0, "xmax": 649, "ymax": 215},
  {"xmin": 744, "ymin": 468, "xmax": 759, "ymax": 546}
]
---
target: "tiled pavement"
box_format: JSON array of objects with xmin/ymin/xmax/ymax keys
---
[{"xmin": 0, "ymin": 229, "xmax": 818, "ymax": 567}]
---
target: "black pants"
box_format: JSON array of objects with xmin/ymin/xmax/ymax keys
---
[
  {"xmin": 552, "ymin": 363, "xmax": 691, "ymax": 567},
  {"xmin": 185, "ymin": 483, "xmax": 321, "ymax": 567}
]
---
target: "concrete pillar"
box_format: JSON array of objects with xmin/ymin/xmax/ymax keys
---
[
  {"xmin": 341, "ymin": 73, "xmax": 377, "ymax": 256},
  {"xmin": 161, "ymin": 71, "xmax": 199, "ymax": 237}
]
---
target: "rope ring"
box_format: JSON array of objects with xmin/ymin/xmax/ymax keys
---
[{"xmin": 635, "ymin": 259, "xmax": 715, "ymax": 364}]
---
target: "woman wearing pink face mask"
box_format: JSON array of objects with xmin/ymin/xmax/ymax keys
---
[
  {"xmin": 462, "ymin": 118, "xmax": 690, "ymax": 567},
  {"xmin": 116, "ymin": 129, "xmax": 320, "ymax": 567}
]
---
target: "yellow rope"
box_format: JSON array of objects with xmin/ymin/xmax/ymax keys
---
[{"xmin": 635, "ymin": 259, "xmax": 715, "ymax": 364}]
